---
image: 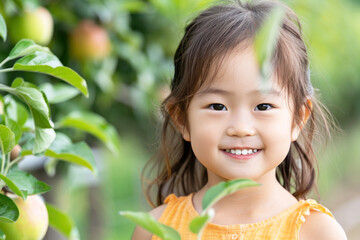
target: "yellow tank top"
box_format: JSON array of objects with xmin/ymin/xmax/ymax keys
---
[{"xmin": 152, "ymin": 194, "xmax": 334, "ymax": 240}]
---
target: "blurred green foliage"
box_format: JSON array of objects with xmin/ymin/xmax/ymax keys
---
[
  {"xmin": 288, "ymin": 0, "xmax": 360, "ymax": 125},
  {"xmin": 1, "ymin": 0, "xmax": 360, "ymax": 239}
]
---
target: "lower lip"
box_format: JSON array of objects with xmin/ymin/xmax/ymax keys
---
[{"xmin": 222, "ymin": 150, "xmax": 262, "ymax": 160}]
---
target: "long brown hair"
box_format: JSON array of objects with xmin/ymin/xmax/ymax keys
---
[{"xmin": 143, "ymin": 0, "xmax": 334, "ymax": 207}]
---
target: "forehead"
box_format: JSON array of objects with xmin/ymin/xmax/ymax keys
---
[{"xmin": 198, "ymin": 46, "xmax": 288, "ymax": 99}]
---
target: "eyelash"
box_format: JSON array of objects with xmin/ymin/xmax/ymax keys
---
[
  {"xmin": 209, "ymin": 103, "xmax": 227, "ymax": 111},
  {"xmin": 255, "ymin": 103, "xmax": 274, "ymax": 111},
  {"xmin": 208, "ymin": 103, "xmax": 274, "ymax": 111}
]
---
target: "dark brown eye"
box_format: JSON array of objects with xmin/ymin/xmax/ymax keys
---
[
  {"xmin": 209, "ymin": 104, "xmax": 227, "ymax": 111},
  {"xmin": 255, "ymin": 104, "xmax": 272, "ymax": 111}
]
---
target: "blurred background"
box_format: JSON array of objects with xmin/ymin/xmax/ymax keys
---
[{"xmin": 0, "ymin": 0, "xmax": 359, "ymax": 239}]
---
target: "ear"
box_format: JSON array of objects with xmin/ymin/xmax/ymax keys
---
[
  {"xmin": 181, "ymin": 125, "xmax": 191, "ymax": 142},
  {"xmin": 291, "ymin": 98, "xmax": 313, "ymax": 142},
  {"xmin": 172, "ymin": 119, "xmax": 190, "ymax": 142},
  {"xmin": 166, "ymin": 102, "xmax": 191, "ymax": 142}
]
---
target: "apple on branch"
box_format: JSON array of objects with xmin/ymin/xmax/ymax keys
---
[
  {"xmin": 0, "ymin": 195, "xmax": 49, "ymax": 240},
  {"xmin": 8, "ymin": 6, "xmax": 54, "ymax": 46},
  {"xmin": 69, "ymin": 20, "xmax": 111, "ymax": 61}
]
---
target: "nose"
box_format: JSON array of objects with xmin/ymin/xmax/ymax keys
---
[{"xmin": 226, "ymin": 111, "xmax": 256, "ymax": 137}]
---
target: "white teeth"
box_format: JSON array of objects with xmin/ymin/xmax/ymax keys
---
[{"xmin": 225, "ymin": 149, "xmax": 259, "ymax": 155}]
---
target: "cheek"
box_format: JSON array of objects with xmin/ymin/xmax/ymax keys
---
[
  {"xmin": 260, "ymin": 115, "xmax": 294, "ymax": 145},
  {"xmin": 190, "ymin": 119, "xmax": 220, "ymax": 145},
  {"xmin": 187, "ymin": 115, "xmax": 223, "ymax": 157},
  {"xmin": 261, "ymin": 115, "xmax": 293, "ymax": 159}
]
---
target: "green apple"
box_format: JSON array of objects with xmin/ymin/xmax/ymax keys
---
[
  {"xmin": 69, "ymin": 20, "xmax": 111, "ymax": 61},
  {"xmin": 0, "ymin": 195, "xmax": 49, "ymax": 240},
  {"xmin": 8, "ymin": 7, "xmax": 53, "ymax": 45}
]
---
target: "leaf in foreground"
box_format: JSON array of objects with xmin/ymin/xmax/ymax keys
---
[
  {"xmin": 0, "ymin": 194, "xmax": 19, "ymax": 223},
  {"xmin": 0, "ymin": 14, "xmax": 6, "ymax": 42},
  {"xmin": 254, "ymin": 6, "xmax": 284, "ymax": 83},
  {"xmin": 202, "ymin": 179, "xmax": 260, "ymax": 212},
  {"xmin": 119, "ymin": 211, "xmax": 181, "ymax": 240},
  {"xmin": 46, "ymin": 203, "xmax": 80, "ymax": 240},
  {"xmin": 189, "ymin": 208, "xmax": 215, "ymax": 235},
  {"xmin": 0, "ymin": 228, "xmax": 5, "ymax": 240}
]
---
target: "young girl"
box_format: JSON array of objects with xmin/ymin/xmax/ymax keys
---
[{"xmin": 134, "ymin": 0, "xmax": 347, "ymax": 239}]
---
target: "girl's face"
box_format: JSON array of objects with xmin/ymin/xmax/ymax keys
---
[{"xmin": 181, "ymin": 47, "xmax": 301, "ymax": 186}]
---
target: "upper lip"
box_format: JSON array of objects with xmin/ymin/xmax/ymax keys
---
[{"xmin": 221, "ymin": 147, "xmax": 260, "ymax": 150}]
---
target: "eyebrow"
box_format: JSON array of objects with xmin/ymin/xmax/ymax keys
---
[
  {"xmin": 196, "ymin": 88, "xmax": 232, "ymax": 96},
  {"xmin": 250, "ymin": 88, "xmax": 282, "ymax": 96},
  {"xmin": 196, "ymin": 87, "xmax": 281, "ymax": 97}
]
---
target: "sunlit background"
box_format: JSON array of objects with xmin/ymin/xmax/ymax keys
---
[{"xmin": 0, "ymin": 0, "xmax": 359, "ymax": 239}]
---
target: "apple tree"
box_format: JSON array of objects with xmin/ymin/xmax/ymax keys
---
[{"xmin": 0, "ymin": 7, "xmax": 120, "ymax": 240}]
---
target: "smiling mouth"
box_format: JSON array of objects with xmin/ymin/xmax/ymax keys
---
[{"xmin": 223, "ymin": 149, "xmax": 260, "ymax": 156}]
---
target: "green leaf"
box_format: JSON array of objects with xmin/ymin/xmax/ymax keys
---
[
  {"xmin": 0, "ymin": 80, "xmax": 51, "ymax": 128},
  {"xmin": 5, "ymin": 118, "xmax": 22, "ymax": 145},
  {"xmin": 7, "ymin": 168, "xmax": 51, "ymax": 195},
  {"xmin": 0, "ymin": 81, "xmax": 55, "ymax": 153},
  {"xmin": 0, "ymin": 14, "xmax": 6, "ymax": 42},
  {"xmin": 0, "ymin": 194, "xmax": 19, "ymax": 223},
  {"xmin": 0, "ymin": 174, "xmax": 26, "ymax": 200},
  {"xmin": 119, "ymin": 211, "xmax": 181, "ymax": 240},
  {"xmin": 44, "ymin": 133, "xmax": 96, "ymax": 174},
  {"xmin": 0, "ymin": 228, "xmax": 5, "ymax": 240},
  {"xmin": 34, "ymin": 127, "xmax": 56, "ymax": 154},
  {"xmin": 46, "ymin": 203, "xmax": 80, "ymax": 240},
  {"xmin": 202, "ymin": 179, "xmax": 259, "ymax": 212},
  {"xmin": 39, "ymin": 82, "xmax": 80, "ymax": 104},
  {"xmin": 189, "ymin": 208, "xmax": 215, "ymax": 235},
  {"xmin": 4, "ymin": 97, "xmax": 28, "ymax": 127},
  {"xmin": 15, "ymin": 51, "xmax": 62, "ymax": 68},
  {"xmin": 13, "ymin": 52, "xmax": 88, "ymax": 97},
  {"xmin": 9, "ymin": 39, "xmax": 51, "ymax": 60},
  {"xmin": 15, "ymin": 85, "xmax": 51, "ymax": 128},
  {"xmin": 254, "ymin": 6, "xmax": 284, "ymax": 82},
  {"xmin": 57, "ymin": 111, "xmax": 120, "ymax": 156},
  {"xmin": 11, "ymin": 78, "xmax": 23, "ymax": 88},
  {"xmin": 0, "ymin": 125, "xmax": 15, "ymax": 154}
]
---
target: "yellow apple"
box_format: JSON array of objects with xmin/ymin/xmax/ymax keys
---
[
  {"xmin": 8, "ymin": 7, "xmax": 54, "ymax": 45},
  {"xmin": 69, "ymin": 20, "xmax": 111, "ymax": 61},
  {"xmin": 0, "ymin": 195, "xmax": 49, "ymax": 240}
]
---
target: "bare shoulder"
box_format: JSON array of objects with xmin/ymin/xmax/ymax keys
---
[
  {"xmin": 131, "ymin": 204, "xmax": 168, "ymax": 240},
  {"xmin": 299, "ymin": 209, "xmax": 347, "ymax": 240}
]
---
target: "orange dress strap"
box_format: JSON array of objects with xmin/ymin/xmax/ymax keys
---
[{"xmin": 294, "ymin": 199, "xmax": 334, "ymax": 239}]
